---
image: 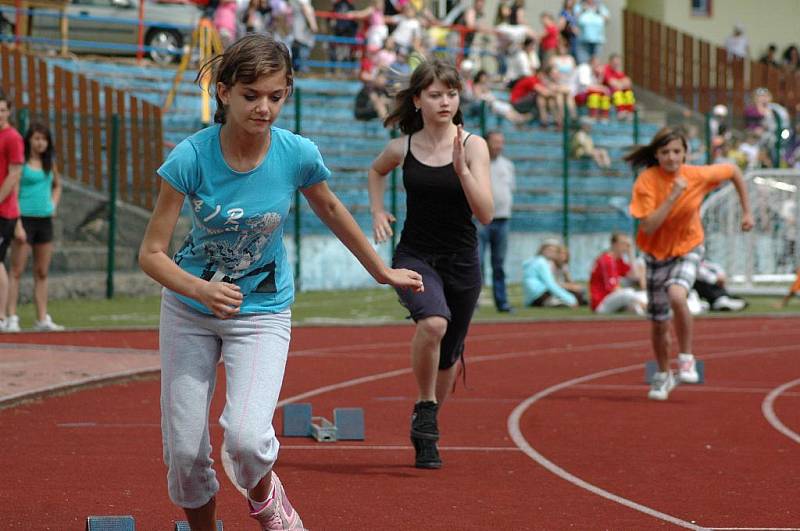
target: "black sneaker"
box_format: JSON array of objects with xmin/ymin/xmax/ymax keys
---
[{"xmin": 410, "ymin": 401, "xmax": 442, "ymax": 469}]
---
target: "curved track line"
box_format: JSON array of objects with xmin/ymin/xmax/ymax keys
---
[
  {"xmin": 761, "ymin": 377, "xmax": 800, "ymax": 445},
  {"xmin": 506, "ymin": 343, "xmax": 800, "ymax": 530},
  {"xmin": 506, "ymin": 363, "xmax": 706, "ymax": 530}
]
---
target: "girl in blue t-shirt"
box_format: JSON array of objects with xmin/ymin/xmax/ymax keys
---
[
  {"xmin": 139, "ymin": 33, "xmax": 423, "ymax": 530},
  {"xmin": 6, "ymin": 123, "xmax": 63, "ymax": 333}
]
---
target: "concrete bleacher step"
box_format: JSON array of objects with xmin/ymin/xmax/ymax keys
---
[{"xmin": 47, "ymin": 244, "xmax": 139, "ymax": 273}]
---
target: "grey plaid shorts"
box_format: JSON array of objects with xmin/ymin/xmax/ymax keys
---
[{"xmin": 644, "ymin": 245, "xmax": 704, "ymax": 321}]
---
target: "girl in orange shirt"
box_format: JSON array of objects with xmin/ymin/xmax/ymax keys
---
[{"xmin": 627, "ymin": 126, "xmax": 753, "ymax": 401}]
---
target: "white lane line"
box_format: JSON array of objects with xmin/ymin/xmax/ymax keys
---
[
  {"xmin": 576, "ymin": 384, "xmax": 800, "ymax": 396},
  {"xmin": 507, "ymin": 363, "xmax": 706, "ymax": 530},
  {"xmin": 279, "ymin": 445, "xmax": 520, "ymax": 452},
  {"xmin": 761, "ymin": 377, "xmax": 800, "ymax": 445},
  {"xmin": 707, "ymin": 528, "xmax": 800, "ymax": 530},
  {"xmin": 507, "ymin": 343, "xmax": 800, "ymax": 530}
]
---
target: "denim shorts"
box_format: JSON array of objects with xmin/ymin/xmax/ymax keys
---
[{"xmin": 392, "ymin": 245, "xmax": 482, "ymax": 369}]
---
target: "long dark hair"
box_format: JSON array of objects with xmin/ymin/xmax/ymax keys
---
[
  {"xmin": 624, "ymin": 126, "xmax": 688, "ymax": 169},
  {"xmin": 197, "ymin": 33, "xmax": 293, "ymax": 124},
  {"xmin": 24, "ymin": 123, "xmax": 55, "ymax": 174},
  {"xmin": 384, "ymin": 59, "xmax": 464, "ymax": 135}
]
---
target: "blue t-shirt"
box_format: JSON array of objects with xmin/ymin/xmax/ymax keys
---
[{"xmin": 158, "ymin": 125, "xmax": 330, "ymax": 315}]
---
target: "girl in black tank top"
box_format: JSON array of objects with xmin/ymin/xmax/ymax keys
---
[{"xmin": 367, "ymin": 59, "xmax": 494, "ymax": 469}]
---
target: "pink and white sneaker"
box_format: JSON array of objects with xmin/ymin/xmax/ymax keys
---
[
  {"xmin": 249, "ymin": 472, "xmax": 305, "ymax": 530},
  {"xmin": 678, "ymin": 353, "xmax": 699, "ymax": 383}
]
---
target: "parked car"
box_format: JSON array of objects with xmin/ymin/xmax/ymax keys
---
[{"xmin": 1, "ymin": 0, "xmax": 201, "ymax": 64}]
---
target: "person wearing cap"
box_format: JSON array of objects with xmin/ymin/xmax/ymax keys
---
[
  {"xmin": 725, "ymin": 24, "xmax": 750, "ymax": 60},
  {"xmin": 522, "ymin": 239, "xmax": 579, "ymax": 307}
]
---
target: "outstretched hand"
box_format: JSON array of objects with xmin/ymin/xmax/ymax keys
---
[
  {"xmin": 383, "ymin": 267, "xmax": 424, "ymax": 293},
  {"xmin": 198, "ymin": 281, "xmax": 243, "ymax": 319}
]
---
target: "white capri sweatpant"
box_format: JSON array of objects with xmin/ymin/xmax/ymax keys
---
[
  {"xmin": 159, "ymin": 290, "xmax": 291, "ymax": 509},
  {"xmin": 595, "ymin": 287, "xmax": 647, "ymax": 315}
]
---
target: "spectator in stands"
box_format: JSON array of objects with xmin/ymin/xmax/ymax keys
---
[
  {"xmin": 0, "ymin": 94, "xmax": 23, "ymax": 332},
  {"xmin": 537, "ymin": 11, "xmax": 560, "ymax": 66},
  {"xmin": 469, "ymin": 70, "xmax": 533, "ymax": 124},
  {"xmin": 782, "ymin": 45, "xmax": 800, "ymax": 72},
  {"xmin": 550, "ymin": 37, "xmax": 577, "ymax": 87},
  {"xmin": 6, "ymin": 123, "xmax": 64, "ymax": 332},
  {"xmin": 558, "ymin": 0, "xmax": 579, "ymax": 58},
  {"xmin": 571, "ymin": 117, "xmax": 610, "ymax": 168},
  {"xmin": 328, "ymin": 0, "xmax": 359, "ymax": 74},
  {"xmin": 494, "ymin": 0, "xmax": 534, "ymax": 76},
  {"xmin": 522, "ymin": 239, "xmax": 579, "ymax": 307},
  {"xmin": 243, "ymin": 0, "xmax": 270, "ymax": 34},
  {"xmin": 759, "ymin": 44, "xmax": 781, "ymax": 68},
  {"xmin": 478, "ymin": 131, "xmax": 515, "ymax": 313},
  {"xmin": 574, "ymin": 0, "xmax": 609, "ymax": 64},
  {"xmin": 213, "ymin": 0, "xmax": 238, "ymax": 49},
  {"xmin": 349, "ymin": 0, "xmax": 389, "ymax": 50},
  {"xmin": 509, "ymin": 69, "xmax": 558, "ymax": 127},
  {"xmin": 138, "ymin": 34, "xmax": 423, "ymax": 529},
  {"xmin": 724, "ymin": 24, "xmax": 750, "ymax": 60},
  {"xmin": 694, "ymin": 259, "xmax": 747, "ymax": 311},
  {"xmin": 389, "ymin": 2, "xmax": 423, "ymax": 55},
  {"xmin": 683, "ymin": 123, "xmax": 706, "ymax": 164},
  {"xmin": 602, "ymin": 53, "xmax": 635, "ymax": 120},
  {"xmin": 355, "ymin": 46, "xmax": 392, "ymax": 121},
  {"xmin": 447, "ymin": 0, "xmax": 487, "ymax": 54},
  {"xmin": 289, "ymin": 0, "xmax": 318, "ymax": 73},
  {"xmin": 627, "ymin": 126, "xmax": 753, "ymax": 400},
  {"xmin": 575, "ymin": 56, "xmax": 610, "ymax": 121},
  {"xmin": 589, "ymin": 232, "xmax": 647, "ymax": 315},
  {"xmin": 504, "ymin": 36, "xmax": 540, "ymax": 88}
]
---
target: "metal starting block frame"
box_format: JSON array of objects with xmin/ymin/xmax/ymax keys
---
[
  {"xmin": 645, "ymin": 360, "xmax": 705, "ymax": 384},
  {"xmin": 282, "ymin": 403, "xmax": 365, "ymax": 442}
]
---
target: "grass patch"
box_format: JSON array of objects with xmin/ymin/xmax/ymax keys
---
[{"xmin": 11, "ymin": 284, "xmax": 800, "ymax": 330}]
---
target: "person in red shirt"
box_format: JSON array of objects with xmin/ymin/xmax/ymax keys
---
[
  {"xmin": 510, "ymin": 71, "xmax": 556, "ymax": 127},
  {"xmin": 538, "ymin": 11, "xmax": 560, "ymax": 65},
  {"xmin": 0, "ymin": 94, "xmax": 25, "ymax": 331},
  {"xmin": 603, "ymin": 53, "xmax": 635, "ymax": 119},
  {"xmin": 589, "ymin": 232, "xmax": 646, "ymax": 314}
]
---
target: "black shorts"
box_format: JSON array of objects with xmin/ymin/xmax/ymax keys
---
[
  {"xmin": 392, "ymin": 245, "xmax": 482, "ymax": 370},
  {"xmin": 21, "ymin": 216, "xmax": 54, "ymax": 245},
  {"xmin": 0, "ymin": 216, "xmax": 17, "ymax": 261}
]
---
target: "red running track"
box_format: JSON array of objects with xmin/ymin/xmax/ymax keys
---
[{"xmin": 1, "ymin": 317, "xmax": 799, "ymax": 529}]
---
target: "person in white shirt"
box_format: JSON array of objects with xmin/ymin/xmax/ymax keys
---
[
  {"xmin": 725, "ymin": 24, "xmax": 750, "ymax": 60},
  {"xmin": 478, "ymin": 131, "xmax": 515, "ymax": 312}
]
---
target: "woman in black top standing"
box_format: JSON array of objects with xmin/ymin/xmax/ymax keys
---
[{"xmin": 368, "ymin": 59, "xmax": 493, "ymax": 469}]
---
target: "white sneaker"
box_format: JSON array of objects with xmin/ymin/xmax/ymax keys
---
[
  {"xmin": 4, "ymin": 315, "xmax": 20, "ymax": 332},
  {"xmin": 677, "ymin": 353, "xmax": 699, "ymax": 383},
  {"xmin": 711, "ymin": 296, "xmax": 746, "ymax": 312},
  {"xmin": 33, "ymin": 315, "xmax": 65, "ymax": 331},
  {"xmin": 686, "ymin": 290, "xmax": 705, "ymax": 315},
  {"xmin": 648, "ymin": 370, "xmax": 677, "ymax": 401}
]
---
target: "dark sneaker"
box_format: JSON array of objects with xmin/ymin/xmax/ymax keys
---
[{"xmin": 410, "ymin": 401, "xmax": 442, "ymax": 469}]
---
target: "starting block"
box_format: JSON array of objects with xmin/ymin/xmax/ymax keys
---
[
  {"xmin": 86, "ymin": 516, "xmax": 135, "ymax": 530},
  {"xmin": 645, "ymin": 360, "xmax": 705, "ymax": 384},
  {"xmin": 175, "ymin": 520, "xmax": 223, "ymax": 530},
  {"xmin": 282, "ymin": 403, "xmax": 365, "ymax": 441}
]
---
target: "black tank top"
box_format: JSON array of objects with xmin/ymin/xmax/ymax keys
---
[{"xmin": 397, "ymin": 133, "xmax": 477, "ymax": 254}]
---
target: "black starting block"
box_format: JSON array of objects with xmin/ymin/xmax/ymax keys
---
[
  {"xmin": 645, "ymin": 360, "xmax": 705, "ymax": 384},
  {"xmin": 175, "ymin": 520, "xmax": 223, "ymax": 530},
  {"xmin": 282, "ymin": 403, "xmax": 365, "ymax": 442},
  {"xmin": 86, "ymin": 516, "xmax": 135, "ymax": 530}
]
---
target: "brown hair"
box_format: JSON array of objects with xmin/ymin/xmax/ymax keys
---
[
  {"xmin": 196, "ymin": 33, "xmax": 293, "ymax": 124},
  {"xmin": 623, "ymin": 126, "xmax": 688, "ymax": 169},
  {"xmin": 383, "ymin": 59, "xmax": 464, "ymax": 135}
]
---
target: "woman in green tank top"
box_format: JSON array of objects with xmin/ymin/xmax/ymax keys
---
[{"xmin": 6, "ymin": 123, "xmax": 63, "ymax": 332}]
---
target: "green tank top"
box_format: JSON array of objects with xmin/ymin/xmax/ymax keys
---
[{"xmin": 19, "ymin": 164, "xmax": 54, "ymax": 217}]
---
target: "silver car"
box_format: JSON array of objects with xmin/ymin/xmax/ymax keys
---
[{"xmin": 2, "ymin": 0, "xmax": 200, "ymax": 64}]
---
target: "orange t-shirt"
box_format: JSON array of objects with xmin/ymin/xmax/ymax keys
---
[{"xmin": 629, "ymin": 163, "xmax": 736, "ymax": 260}]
